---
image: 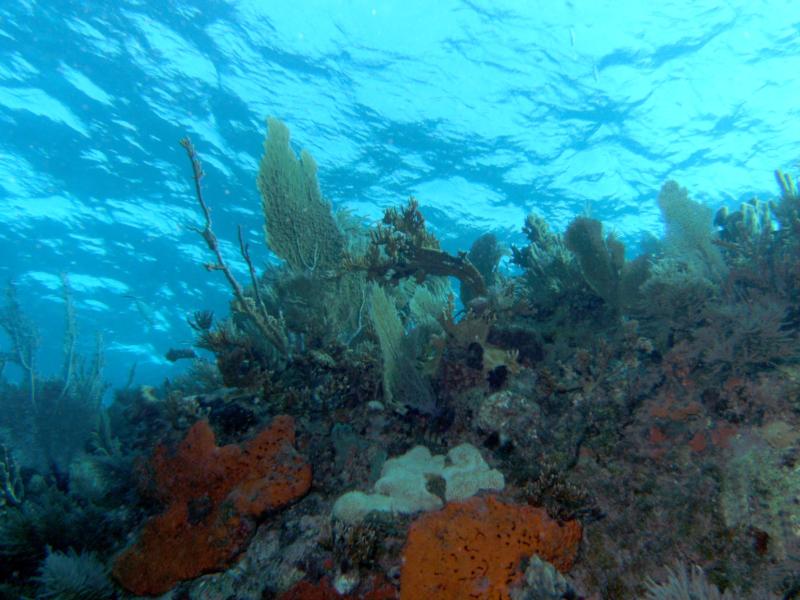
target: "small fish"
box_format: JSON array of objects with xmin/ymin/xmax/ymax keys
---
[
  {"xmin": 570, "ymin": 27, "xmax": 575, "ymax": 47},
  {"xmin": 593, "ymin": 64, "xmax": 599, "ymax": 83},
  {"xmin": 165, "ymin": 348, "xmax": 198, "ymax": 362},
  {"xmin": 124, "ymin": 294, "xmax": 155, "ymax": 329}
]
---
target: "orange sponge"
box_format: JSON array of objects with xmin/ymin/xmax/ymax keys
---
[
  {"xmin": 113, "ymin": 415, "xmax": 311, "ymax": 595},
  {"xmin": 400, "ymin": 495, "xmax": 581, "ymax": 600}
]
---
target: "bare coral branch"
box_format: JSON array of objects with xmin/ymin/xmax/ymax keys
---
[
  {"xmin": 58, "ymin": 272, "xmax": 77, "ymax": 401},
  {"xmin": 180, "ymin": 137, "xmax": 288, "ymax": 355},
  {"xmin": 238, "ymin": 225, "xmax": 270, "ymax": 323},
  {"xmin": 180, "ymin": 137, "xmax": 246, "ymax": 301}
]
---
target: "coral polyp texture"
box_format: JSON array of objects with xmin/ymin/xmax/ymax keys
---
[
  {"xmin": 399, "ymin": 495, "xmax": 582, "ymax": 600},
  {"xmin": 112, "ymin": 415, "xmax": 311, "ymax": 595}
]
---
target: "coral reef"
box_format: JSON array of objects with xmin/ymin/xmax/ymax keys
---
[
  {"xmin": 278, "ymin": 575, "xmax": 398, "ymax": 599},
  {"xmin": 511, "ymin": 212, "xmax": 579, "ymax": 299},
  {"xmin": 8, "ymin": 116, "xmax": 800, "ymax": 599},
  {"xmin": 719, "ymin": 425, "xmax": 800, "ymax": 561},
  {"xmin": 182, "ymin": 137, "xmax": 289, "ymax": 358},
  {"xmin": 256, "ymin": 118, "xmax": 366, "ymax": 348}
]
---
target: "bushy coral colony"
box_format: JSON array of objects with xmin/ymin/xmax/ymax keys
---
[{"xmin": 3, "ymin": 118, "xmax": 800, "ymax": 599}]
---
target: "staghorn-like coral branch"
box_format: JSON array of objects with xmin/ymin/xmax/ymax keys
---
[
  {"xmin": 58, "ymin": 272, "xmax": 77, "ymax": 401},
  {"xmin": 238, "ymin": 224, "xmax": 270, "ymax": 321},
  {"xmin": 180, "ymin": 137, "xmax": 245, "ymax": 298},
  {"xmin": 180, "ymin": 137, "xmax": 288, "ymax": 354}
]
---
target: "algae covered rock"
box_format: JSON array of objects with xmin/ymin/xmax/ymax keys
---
[
  {"xmin": 720, "ymin": 424, "xmax": 800, "ymax": 561},
  {"xmin": 475, "ymin": 389, "xmax": 542, "ymax": 447}
]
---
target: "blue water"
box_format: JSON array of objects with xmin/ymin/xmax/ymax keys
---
[{"xmin": 1, "ymin": 0, "xmax": 798, "ymax": 390}]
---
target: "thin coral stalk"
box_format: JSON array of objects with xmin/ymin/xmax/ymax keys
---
[
  {"xmin": 58, "ymin": 272, "xmax": 76, "ymax": 401},
  {"xmin": 180, "ymin": 137, "xmax": 288, "ymax": 354},
  {"xmin": 237, "ymin": 225, "xmax": 271, "ymax": 324}
]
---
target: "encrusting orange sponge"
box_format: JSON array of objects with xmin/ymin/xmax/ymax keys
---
[
  {"xmin": 399, "ymin": 495, "xmax": 581, "ymax": 600},
  {"xmin": 113, "ymin": 415, "xmax": 311, "ymax": 596}
]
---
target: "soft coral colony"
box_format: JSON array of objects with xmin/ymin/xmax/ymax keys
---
[{"xmin": 2, "ymin": 118, "xmax": 800, "ymax": 599}]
